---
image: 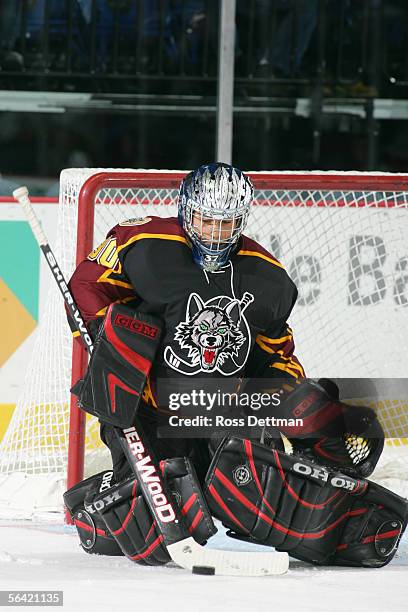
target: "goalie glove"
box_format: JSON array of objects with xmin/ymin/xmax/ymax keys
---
[{"xmin": 273, "ymin": 379, "xmax": 384, "ymax": 477}]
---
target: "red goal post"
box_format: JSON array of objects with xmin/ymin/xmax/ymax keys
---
[{"xmin": 67, "ymin": 169, "xmax": 408, "ymax": 497}]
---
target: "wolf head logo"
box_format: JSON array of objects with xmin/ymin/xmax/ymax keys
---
[{"xmin": 173, "ymin": 293, "xmax": 252, "ymax": 373}]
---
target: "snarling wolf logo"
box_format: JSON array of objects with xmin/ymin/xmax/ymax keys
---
[{"xmin": 164, "ymin": 291, "xmax": 254, "ymax": 375}]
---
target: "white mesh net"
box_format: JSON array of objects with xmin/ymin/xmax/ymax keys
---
[{"xmin": 1, "ymin": 168, "xmax": 407, "ymax": 519}]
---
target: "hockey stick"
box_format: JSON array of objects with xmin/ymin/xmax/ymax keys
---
[{"xmin": 14, "ymin": 186, "xmax": 289, "ymax": 576}]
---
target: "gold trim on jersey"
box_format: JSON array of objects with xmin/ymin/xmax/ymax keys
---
[
  {"xmin": 237, "ymin": 249, "xmax": 284, "ymax": 269},
  {"xmin": 142, "ymin": 376, "xmax": 158, "ymax": 409},
  {"xmin": 96, "ymin": 266, "xmax": 133, "ymax": 289},
  {"xmin": 117, "ymin": 232, "xmax": 188, "ymax": 254},
  {"xmin": 275, "ymin": 354, "xmax": 305, "ymax": 376},
  {"xmin": 270, "ymin": 362, "xmax": 301, "ymax": 378},
  {"xmin": 95, "ymin": 296, "xmax": 136, "ymax": 317},
  {"xmin": 91, "ymin": 232, "xmax": 186, "ymax": 292},
  {"xmin": 96, "ymin": 232, "xmax": 188, "ymax": 286},
  {"xmin": 268, "ymin": 352, "xmax": 305, "ymax": 376},
  {"xmin": 254, "ymin": 328, "xmax": 305, "ymax": 378},
  {"xmin": 256, "ymin": 332, "xmax": 293, "ymax": 350}
]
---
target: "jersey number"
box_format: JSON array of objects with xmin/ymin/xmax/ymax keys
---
[{"xmin": 88, "ymin": 237, "xmax": 119, "ymax": 269}]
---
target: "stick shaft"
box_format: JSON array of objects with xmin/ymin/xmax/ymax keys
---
[{"xmin": 13, "ymin": 187, "xmax": 93, "ymax": 354}]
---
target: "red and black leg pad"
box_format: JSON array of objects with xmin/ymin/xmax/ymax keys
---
[
  {"xmin": 204, "ymin": 437, "xmax": 408, "ymax": 567},
  {"xmin": 92, "ymin": 457, "xmax": 217, "ymax": 565},
  {"xmin": 64, "ymin": 470, "xmax": 124, "ymax": 556},
  {"xmin": 71, "ymin": 303, "xmax": 162, "ymax": 428}
]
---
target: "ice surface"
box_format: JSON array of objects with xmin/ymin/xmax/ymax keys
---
[{"xmin": 0, "ymin": 520, "xmax": 407, "ymax": 612}]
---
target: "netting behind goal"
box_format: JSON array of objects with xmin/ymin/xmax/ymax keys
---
[{"xmin": 1, "ymin": 169, "xmax": 407, "ymax": 519}]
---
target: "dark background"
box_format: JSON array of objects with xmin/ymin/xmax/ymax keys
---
[{"xmin": 1, "ymin": 0, "xmax": 408, "ymax": 193}]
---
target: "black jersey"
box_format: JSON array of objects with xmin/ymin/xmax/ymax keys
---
[{"xmin": 68, "ymin": 215, "xmax": 305, "ymax": 398}]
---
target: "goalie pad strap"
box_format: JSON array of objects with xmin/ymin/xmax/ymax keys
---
[
  {"xmin": 204, "ymin": 437, "xmax": 408, "ymax": 567},
  {"xmin": 72, "ymin": 303, "xmax": 162, "ymax": 428},
  {"xmin": 92, "ymin": 457, "xmax": 217, "ymax": 565}
]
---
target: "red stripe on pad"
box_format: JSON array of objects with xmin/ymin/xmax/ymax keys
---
[
  {"xmin": 75, "ymin": 519, "xmax": 107, "ymax": 538},
  {"xmin": 208, "ymin": 483, "xmax": 248, "ymax": 532},
  {"xmin": 130, "ymin": 535, "xmax": 164, "ymax": 561},
  {"xmin": 214, "ymin": 467, "xmax": 367, "ymax": 539},
  {"xmin": 273, "ymin": 449, "xmax": 341, "ymax": 509},
  {"xmin": 105, "ymin": 304, "xmax": 151, "ymax": 375},
  {"xmin": 181, "ymin": 493, "xmax": 197, "ymax": 516},
  {"xmin": 244, "ymin": 439, "xmax": 276, "ymax": 515},
  {"xmin": 188, "ymin": 510, "xmax": 203, "ymax": 534},
  {"xmin": 111, "ymin": 480, "xmax": 138, "ymax": 536}
]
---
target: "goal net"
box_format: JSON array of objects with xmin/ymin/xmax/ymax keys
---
[{"xmin": 1, "ymin": 168, "xmax": 407, "ymax": 520}]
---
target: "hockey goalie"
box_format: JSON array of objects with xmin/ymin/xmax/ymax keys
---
[{"xmin": 64, "ymin": 162, "xmax": 408, "ymax": 568}]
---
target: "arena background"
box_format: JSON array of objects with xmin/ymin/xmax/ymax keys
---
[
  {"xmin": 0, "ymin": 3, "xmax": 408, "ymax": 610},
  {"xmin": 2, "ymin": 0, "xmax": 408, "ymax": 440}
]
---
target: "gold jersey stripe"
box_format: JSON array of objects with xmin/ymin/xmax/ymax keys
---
[
  {"xmin": 256, "ymin": 337, "xmax": 295, "ymax": 356},
  {"xmin": 283, "ymin": 359, "xmax": 305, "ymax": 376},
  {"xmin": 96, "ymin": 267, "xmax": 133, "ymax": 289},
  {"xmin": 274, "ymin": 352, "xmax": 305, "ymax": 376},
  {"xmin": 117, "ymin": 232, "xmax": 188, "ymax": 254},
  {"xmin": 270, "ymin": 362, "xmax": 300, "ymax": 378},
  {"xmin": 255, "ymin": 338, "xmax": 276, "ymax": 354},
  {"xmin": 237, "ymin": 249, "xmax": 284, "ymax": 269},
  {"xmin": 256, "ymin": 333, "xmax": 293, "ymax": 345},
  {"xmin": 96, "ymin": 233, "xmax": 187, "ymax": 287},
  {"xmin": 95, "ymin": 296, "xmax": 136, "ymax": 317},
  {"xmin": 142, "ymin": 376, "xmax": 158, "ymax": 409}
]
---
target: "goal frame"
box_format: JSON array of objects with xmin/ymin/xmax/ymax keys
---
[{"xmin": 68, "ymin": 170, "xmax": 408, "ymax": 493}]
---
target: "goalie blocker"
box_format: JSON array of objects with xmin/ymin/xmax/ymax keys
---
[
  {"xmin": 205, "ymin": 437, "xmax": 408, "ymax": 567},
  {"xmin": 71, "ymin": 303, "xmax": 162, "ymax": 428}
]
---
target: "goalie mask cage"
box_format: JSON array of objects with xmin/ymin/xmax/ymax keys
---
[{"xmin": 1, "ymin": 168, "xmax": 407, "ymax": 520}]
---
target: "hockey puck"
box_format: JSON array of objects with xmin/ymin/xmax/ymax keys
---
[{"xmin": 192, "ymin": 565, "xmax": 216, "ymax": 575}]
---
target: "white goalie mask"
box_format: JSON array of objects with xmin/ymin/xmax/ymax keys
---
[{"xmin": 178, "ymin": 162, "xmax": 254, "ymax": 271}]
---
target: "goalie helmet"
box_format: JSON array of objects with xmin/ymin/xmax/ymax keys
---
[{"xmin": 178, "ymin": 162, "xmax": 254, "ymax": 271}]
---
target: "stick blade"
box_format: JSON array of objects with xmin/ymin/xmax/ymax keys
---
[{"xmin": 168, "ymin": 537, "xmax": 289, "ymax": 576}]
